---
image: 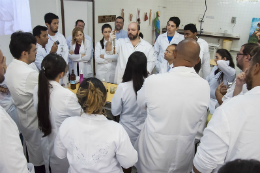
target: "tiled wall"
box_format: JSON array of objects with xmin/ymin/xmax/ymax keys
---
[{"xmin": 164, "ymin": 0, "xmax": 260, "ymax": 51}]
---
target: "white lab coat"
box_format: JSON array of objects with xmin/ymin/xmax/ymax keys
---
[
  {"xmin": 134, "ymin": 67, "xmax": 210, "ymax": 173},
  {"xmin": 0, "ymin": 105, "xmax": 34, "ymax": 173},
  {"xmin": 222, "ymin": 80, "xmax": 248, "ymax": 103},
  {"xmin": 0, "ymin": 78, "xmax": 19, "ymax": 130},
  {"xmin": 197, "ymin": 38, "xmax": 211, "ymax": 79},
  {"xmin": 159, "ymin": 63, "xmax": 174, "ymax": 73},
  {"xmin": 5, "ymin": 59, "xmax": 44, "ymax": 166},
  {"xmin": 46, "ymin": 32, "xmax": 69, "ymax": 64},
  {"xmin": 95, "ymin": 40, "xmax": 117, "ymax": 83},
  {"xmin": 111, "ymin": 38, "xmax": 156, "ymax": 84},
  {"xmin": 154, "ymin": 32, "xmax": 184, "ymax": 73},
  {"xmin": 69, "ymin": 39, "xmax": 93, "ymax": 78},
  {"xmin": 54, "ymin": 113, "xmax": 138, "ymax": 173},
  {"xmin": 194, "ymin": 86, "xmax": 260, "ymax": 173},
  {"xmin": 33, "ymin": 80, "xmax": 81, "ymax": 173},
  {"xmin": 206, "ymin": 60, "xmax": 236, "ymax": 114},
  {"xmin": 111, "ymin": 81, "xmax": 147, "ymax": 146},
  {"xmin": 34, "ymin": 43, "xmax": 48, "ymax": 70}
]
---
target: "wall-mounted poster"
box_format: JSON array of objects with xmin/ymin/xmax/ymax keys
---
[{"xmin": 248, "ymin": 18, "xmax": 260, "ymax": 43}]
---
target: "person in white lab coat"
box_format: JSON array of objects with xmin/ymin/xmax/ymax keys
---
[
  {"xmin": 154, "ymin": 17, "xmax": 184, "ymax": 73},
  {"xmin": 69, "ymin": 27, "xmax": 92, "ymax": 78},
  {"xmin": 33, "ymin": 53, "xmax": 81, "ymax": 173},
  {"xmin": 5, "ymin": 31, "xmax": 45, "ymax": 173},
  {"xmin": 44, "ymin": 13, "xmax": 68, "ymax": 63},
  {"xmin": 159, "ymin": 44, "xmax": 177, "ymax": 73},
  {"xmin": 106, "ymin": 22, "xmax": 156, "ymax": 84},
  {"xmin": 134, "ymin": 39, "xmax": 210, "ymax": 173},
  {"xmin": 44, "ymin": 13, "xmax": 69, "ymax": 85},
  {"xmin": 32, "ymin": 25, "xmax": 51, "ymax": 70},
  {"xmin": 95, "ymin": 24, "xmax": 118, "ymax": 83},
  {"xmin": 215, "ymin": 43, "xmax": 259, "ymax": 105},
  {"xmin": 218, "ymin": 159, "xmax": 260, "ymax": 173},
  {"xmin": 54, "ymin": 77, "xmax": 138, "ymax": 173},
  {"xmin": 184, "ymin": 24, "xmax": 211, "ymax": 78},
  {"xmin": 66, "ymin": 19, "xmax": 93, "ymax": 51},
  {"xmin": 206, "ymin": 49, "xmax": 236, "ymax": 116},
  {"xmin": 193, "ymin": 49, "xmax": 260, "ymax": 173},
  {"xmin": 0, "ymin": 51, "xmax": 33, "ymax": 173},
  {"xmin": 112, "ymin": 51, "xmax": 148, "ymax": 148}
]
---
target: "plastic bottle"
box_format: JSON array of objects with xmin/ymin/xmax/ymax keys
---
[
  {"xmin": 63, "ymin": 72, "xmax": 69, "ymax": 88},
  {"xmin": 79, "ymin": 70, "xmax": 84, "ymax": 84},
  {"xmin": 102, "ymin": 79, "xmax": 108, "ymax": 92}
]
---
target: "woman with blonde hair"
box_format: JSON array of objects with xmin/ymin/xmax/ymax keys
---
[
  {"xmin": 69, "ymin": 27, "xmax": 92, "ymax": 78},
  {"xmin": 54, "ymin": 78, "xmax": 137, "ymax": 173}
]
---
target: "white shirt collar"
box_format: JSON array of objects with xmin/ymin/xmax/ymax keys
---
[{"xmin": 170, "ymin": 66, "xmax": 196, "ymax": 73}]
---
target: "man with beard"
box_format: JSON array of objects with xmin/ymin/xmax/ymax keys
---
[
  {"xmin": 44, "ymin": 13, "xmax": 68, "ymax": 64},
  {"xmin": 215, "ymin": 43, "xmax": 259, "ymax": 105},
  {"xmin": 106, "ymin": 22, "xmax": 156, "ymax": 84},
  {"xmin": 5, "ymin": 32, "xmax": 45, "ymax": 173},
  {"xmin": 193, "ymin": 49, "xmax": 260, "ymax": 173},
  {"xmin": 114, "ymin": 16, "xmax": 128, "ymax": 39},
  {"xmin": 0, "ymin": 49, "xmax": 34, "ymax": 173}
]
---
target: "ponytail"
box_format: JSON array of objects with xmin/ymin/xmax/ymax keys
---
[
  {"xmin": 76, "ymin": 78, "xmax": 107, "ymax": 114},
  {"xmin": 37, "ymin": 53, "xmax": 67, "ymax": 137},
  {"xmin": 100, "ymin": 37, "xmax": 105, "ymax": 49},
  {"xmin": 38, "ymin": 69, "xmax": 51, "ymax": 137}
]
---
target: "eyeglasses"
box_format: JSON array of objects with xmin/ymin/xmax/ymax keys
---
[{"xmin": 165, "ymin": 50, "xmax": 172, "ymax": 54}]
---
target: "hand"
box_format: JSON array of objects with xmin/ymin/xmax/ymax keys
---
[
  {"xmin": 109, "ymin": 31, "xmax": 116, "ymax": 42},
  {"xmin": 215, "ymin": 82, "xmax": 227, "ymax": 96},
  {"xmin": 100, "ymin": 54, "xmax": 104, "ymax": 59},
  {"xmin": 236, "ymin": 70, "xmax": 247, "ymax": 86},
  {"xmin": 50, "ymin": 42, "xmax": 58, "ymax": 53},
  {"xmin": 69, "ymin": 50, "xmax": 74, "ymax": 54},
  {"xmin": 81, "ymin": 54, "xmax": 85, "ymax": 57}
]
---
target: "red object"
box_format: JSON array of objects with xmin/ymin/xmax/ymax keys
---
[{"xmin": 144, "ymin": 13, "xmax": 148, "ymax": 21}]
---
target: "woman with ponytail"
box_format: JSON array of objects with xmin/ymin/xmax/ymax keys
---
[
  {"xmin": 54, "ymin": 77, "xmax": 137, "ymax": 173},
  {"xmin": 95, "ymin": 24, "xmax": 118, "ymax": 83},
  {"xmin": 111, "ymin": 51, "xmax": 148, "ymax": 148},
  {"xmin": 33, "ymin": 53, "xmax": 81, "ymax": 173}
]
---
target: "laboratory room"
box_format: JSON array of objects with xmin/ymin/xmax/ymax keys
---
[{"xmin": 1, "ymin": 0, "xmax": 260, "ymax": 173}]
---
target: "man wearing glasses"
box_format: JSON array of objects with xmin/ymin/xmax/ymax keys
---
[
  {"xmin": 114, "ymin": 16, "xmax": 128, "ymax": 39},
  {"xmin": 215, "ymin": 43, "xmax": 259, "ymax": 105},
  {"xmin": 160, "ymin": 44, "xmax": 177, "ymax": 73}
]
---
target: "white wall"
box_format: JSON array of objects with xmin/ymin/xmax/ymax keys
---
[
  {"xmin": 164, "ymin": 0, "xmax": 260, "ymax": 51},
  {"xmin": 94, "ymin": 0, "xmax": 166, "ymax": 45},
  {"xmin": 0, "ymin": 0, "xmax": 61, "ymax": 65}
]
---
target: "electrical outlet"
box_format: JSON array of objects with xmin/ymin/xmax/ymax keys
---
[{"xmin": 231, "ymin": 17, "xmax": 236, "ymax": 24}]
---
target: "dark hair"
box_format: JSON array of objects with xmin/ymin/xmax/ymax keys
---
[
  {"xmin": 252, "ymin": 48, "xmax": 260, "ymax": 66},
  {"xmin": 76, "ymin": 78, "xmax": 107, "ymax": 114},
  {"xmin": 215, "ymin": 49, "xmax": 235, "ymax": 83},
  {"xmin": 123, "ymin": 51, "xmax": 148, "ymax": 96},
  {"xmin": 100, "ymin": 24, "xmax": 112, "ymax": 49},
  {"xmin": 184, "ymin": 24, "xmax": 197, "ymax": 33},
  {"xmin": 168, "ymin": 17, "xmax": 181, "ymax": 27},
  {"xmin": 44, "ymin": 13, "xmax": 59, "ymax": 25},
  {"xmin": 116, "ymin": 16, "xmax": 124, "ymax": 23},
  {"xmin": 33, "ymin": 25, "xmax": 48, "ymax": 37},
  {"xmin": 9, "ymin": 31, "xmax": 36, "ymax": 59},
  {"xmin": 75, "ymin": 19, "xmax": 85, "ymax": 26},
  {"xmin": 171, "ymin": 43, "xmax": 178, "ymax": 46},
  {"xmin": 194, "ymin": 59, "xmax": 201, "ymax": 73},
  {"xmin": 242, "ymin": 43, "xmax": 259, "ymax": 57},
  {"xmin": 219, "ymin": 159, "xmax": 260, "ymax": 173},
  {"xmin": 137, "ymin": 24, "xmax": 140, "ymax": 31},
  {"xmin": 139, "ymin": 32, "xmax": 143, "ymax": 39},
  {"xmin": 37, "ymin": 53, "xmax": 67, "ymax": 137}
]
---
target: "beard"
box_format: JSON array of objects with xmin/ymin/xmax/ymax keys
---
[
  {"xmin": 0, "ymin": 74, "xmax": 4, "ymax": 83},
  {"xmin": 128, "ymin": 32, "xmax": 139, "ymax": 40},
  {"xmin": 245, "ymin": 68, "xmax": 253, "ymax": 90},
  {"xmin": 50, "ymin": 26, "xmax": 58, "ymax": 33},
  {"xmin": 115, "ymin": 25, "xmax": 121, "ymax": 31}
]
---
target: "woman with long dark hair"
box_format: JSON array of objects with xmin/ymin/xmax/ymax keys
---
[
  {"xmin": 33, "ymin": 53, "xmax": 81, "ymax": 173},
  {"xmin": 54, "ymin": 78, "xmax": 137, "ymax": 172},
  {"xmin": 112, "ymin": 51, "xmax": 148, "ymax": 147},
  {"xmin": 206, "ymin": 49, "xmax": 236, "ymax": 116},
  {"xmin": 95, "ymin": 24, "xmax": 118, "ymax": 83}
]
